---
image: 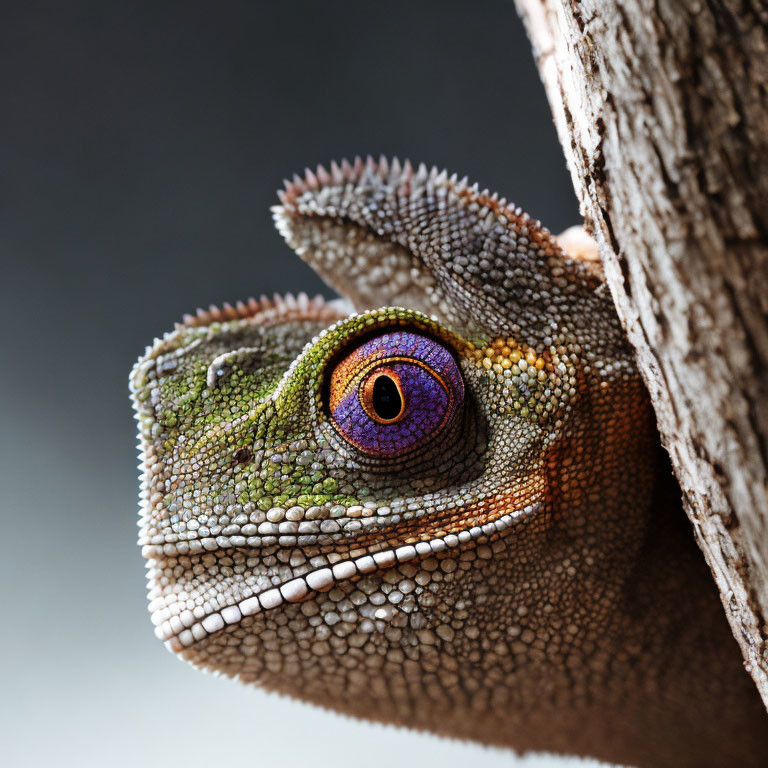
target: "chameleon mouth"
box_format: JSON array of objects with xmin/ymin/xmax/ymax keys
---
[{"xmin": 151, "ymin": 502, "xmax": 540, "ymax": 651}]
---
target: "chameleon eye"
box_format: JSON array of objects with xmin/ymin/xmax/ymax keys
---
[
  {"xmin": 361, "ymin": 369, "xmax": 406, "ymax": 424},
  {"xmin": 328, "ymin": 330, "xmax": 464, "ymax": 457}
]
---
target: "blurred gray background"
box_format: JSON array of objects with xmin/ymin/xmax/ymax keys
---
[{"xmin": 0, "ymin": 2, "xmax": 595, "ymax": 766}]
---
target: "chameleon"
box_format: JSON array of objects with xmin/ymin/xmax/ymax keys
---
[{"xmin": 130, "ymin": 157, "xmax": 768, "ymax": 767}]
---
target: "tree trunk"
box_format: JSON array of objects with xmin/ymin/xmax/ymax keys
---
[{"xmin": 514, "ymin": 0, "xmax": 768, "ymax": 707}]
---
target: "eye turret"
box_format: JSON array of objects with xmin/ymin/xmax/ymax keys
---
[{"xmin": 327, "ymin": 330, "xmax": 464, "ymax": 458}]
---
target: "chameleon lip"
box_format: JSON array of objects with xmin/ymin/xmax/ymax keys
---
[{"xmin": 151, "ymin": 502, "xmax": 541, "ymax": 652}]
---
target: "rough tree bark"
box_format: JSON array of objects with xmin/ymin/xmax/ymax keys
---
[{"xmin": 513, "ymin": 0, "xmax": 768, "ymax": 707}]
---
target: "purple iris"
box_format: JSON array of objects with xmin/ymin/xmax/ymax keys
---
[{"xmin": 328, "ymin": 331, "xmax": 464, "ymax": 457}]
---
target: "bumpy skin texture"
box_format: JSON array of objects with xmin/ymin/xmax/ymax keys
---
[{"xmin": 131, "ymin": 158, "xmax": 768, "ymax": 767}]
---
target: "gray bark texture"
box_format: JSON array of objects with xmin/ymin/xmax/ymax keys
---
[{"xmin": 514, "ymin": 0, "xmax": 768, "ymax": 706}]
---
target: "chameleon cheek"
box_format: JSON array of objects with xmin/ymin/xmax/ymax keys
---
[{"xmin": 327, "ymin": 331, "xmax": 464, "ymax": 458}]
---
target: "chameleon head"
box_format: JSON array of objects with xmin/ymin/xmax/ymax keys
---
[{"xmin": 130, "ymin": 158, "xmax": 655, "ymax": 739}]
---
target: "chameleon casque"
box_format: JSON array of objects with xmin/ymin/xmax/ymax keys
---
[{"xmin": 130, "ymin": 157, "xmax": 768, "ymax": 767}]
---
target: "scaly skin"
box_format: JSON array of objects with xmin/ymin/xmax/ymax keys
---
[{"xmin": 131, "ymin": 157, "xmax": 768, "ymax": 767}]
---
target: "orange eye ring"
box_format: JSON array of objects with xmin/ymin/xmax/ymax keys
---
[{"xmin": 360, "ymin": 368, "xmax": 406, "ymax": 424}]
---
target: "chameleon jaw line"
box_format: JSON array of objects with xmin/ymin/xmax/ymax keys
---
[{"xmin": 151, "ymin": 503, "xmax": 539, "ymax": 651}]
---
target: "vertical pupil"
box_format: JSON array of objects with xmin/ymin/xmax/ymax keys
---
[{"xmin": 372, "ymin": 375, "xmax": 402, "ymax": 420}]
